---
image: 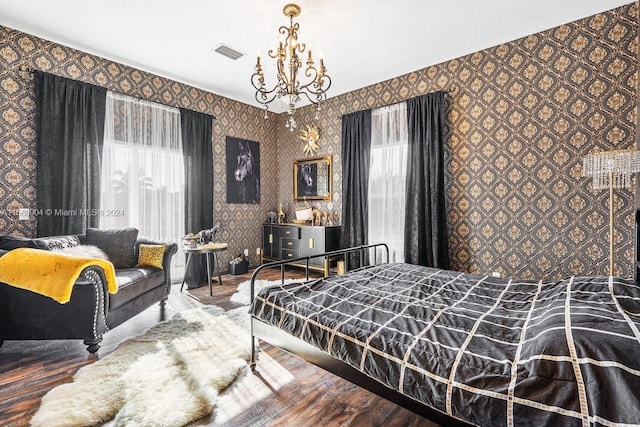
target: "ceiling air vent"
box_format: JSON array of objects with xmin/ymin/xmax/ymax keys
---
[{"xmin": 213, "ymin": 43, "xmax": 245, "ymax": 60}]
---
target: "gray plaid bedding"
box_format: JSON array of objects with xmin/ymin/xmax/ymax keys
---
[{"xmin": 250, "ymin": 263, "xmax": 640, "ymax": 426}]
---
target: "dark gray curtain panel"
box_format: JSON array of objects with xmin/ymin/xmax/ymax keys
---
[
  {"xmin": 341, "ymin": 109, "xmax": 372, "ymax": 268},
  {"xmin": 34, "ymin": 71, "xmax": 107, "ymax": 237},
  {"xmin": 404, "ymin": 91, "xmax": 449, "ymax": 268},
  {"xmin": 180, "ymin": 108, "xmax": 214, "ymax": 288}
]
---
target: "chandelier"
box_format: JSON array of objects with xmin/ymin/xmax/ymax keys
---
[{"xmin": 251, "ymin": 3, "xmax": 331, "ymax": 131}]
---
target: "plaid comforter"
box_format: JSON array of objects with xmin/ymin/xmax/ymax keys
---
[{"xmin": 251, "ymin": 263, "xmax": 640, "ymax": 426}]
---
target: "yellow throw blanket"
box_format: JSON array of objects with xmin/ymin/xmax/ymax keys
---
[{"xmin": 0, "ymin": 248, "xmax": 118, "ymax": 304}]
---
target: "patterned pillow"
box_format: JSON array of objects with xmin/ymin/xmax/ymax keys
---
[
  {"xmin": 136, "ymin": 244, "xmax": 166, "ymax": 269},
  {"xmin": 85, "ymin": 228, "xmax": 138, "ymax": 269},
  {"xmin": 0, "ymin": 235, "xmax": 80, "ymax": 251},
  {"xmin": 33, "ymin": 235, "xmax": 80, "ymax": 250}
]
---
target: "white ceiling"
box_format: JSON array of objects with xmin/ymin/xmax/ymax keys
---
[{"xmin": 0, "ymin": 0, "xmax": 633, "ymax": 113}]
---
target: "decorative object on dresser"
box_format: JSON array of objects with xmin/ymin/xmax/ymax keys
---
[
  {"xmin": 277, "ymin": 202, "xmax": 286, "ymax": 224},
  {"xmin": 226, "ymin": 136, "xmax": 260, "ymax": 204},
  {"xmin": 582, "ymin": 148, "xmax": 640, "ymax": 275},
  {"xmin": 262, "ymin": 223, "xmax": 340, "ymax": 275},
  {"xmin": 299, "ymin": 125, "xmax": 320, "ymax": 155},
  {"xmin": 311, "ymin": 208, "xmax": 322, "ymax": 226},
  {"xmin": 293, "ymin": 156, "xmax": 332, "ymax": 201},
  {"xmin": 266, "ymin": 211, "xmax": 277, "ymax": 224},
  {"xmin": 293, "ymin": 201, "xmax": 313, "ymax": 225},
  {"xmin": 251, "ymin": 3, "xmax": 331, "ymax": 130}
]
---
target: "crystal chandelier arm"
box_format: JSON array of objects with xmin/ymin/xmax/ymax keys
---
[
  {"xmin": 296, "ymin": 88, "xmax": 327, "ymax": 106},
  {"xmin": 251, "ymin": 72, "xmax": 279, "ymax": 106},
  {"xmin": 253, "ymin": 88, "xmax": 278, "ymax": 107},
  {"xmin": 268, "ymin": 25, "xmax": 291, "ymax": 58},
  {"xmin": 299, "ymin": 66, "xmax": 332, "ymax": 96}
]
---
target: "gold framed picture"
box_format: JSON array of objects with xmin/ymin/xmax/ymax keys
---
[{"xmin": 293, "ymin": 156, "xmax": 332, "ymax": 201}]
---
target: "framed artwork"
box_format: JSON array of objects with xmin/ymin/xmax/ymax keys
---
[
  {"xmin": 226, "ymin": 136, "xmax": 260, "ymax": 204},
  {"xmin": 293, "ymin": 155, "xmax": 332, "ymax": 201}
]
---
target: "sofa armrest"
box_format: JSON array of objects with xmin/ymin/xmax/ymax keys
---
[
  {"xmin": 0, "ymin": 264, "xmax": 110, "ymax": 347},
  {"xmin": 134, "ymin": 239, "xmax": 178, "ymax": 296}
]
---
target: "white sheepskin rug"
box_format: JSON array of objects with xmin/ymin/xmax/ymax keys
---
[
  {"xmin": 229, "ymin": 278, "xmax": 301, "ymax": 306},
  {"xmin": 30, "ymin": 306, "xmax": 250, "ymax": 427}
]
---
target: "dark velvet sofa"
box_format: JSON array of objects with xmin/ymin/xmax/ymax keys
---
[{"xmin": 0, "ymin": 229, "xmax": 177, "ymax": 353}]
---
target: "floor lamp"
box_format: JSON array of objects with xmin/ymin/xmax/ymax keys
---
[{"xmin": 582, "ymin": 149, "xmax": 640, "ymax": 275}]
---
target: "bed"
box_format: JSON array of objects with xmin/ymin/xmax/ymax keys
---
[{"xmin": 249, "ymin": 243, "xmax": 640, "ymax": 426}]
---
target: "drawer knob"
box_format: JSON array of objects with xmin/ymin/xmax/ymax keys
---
[{"xmin": 288, "ymin": 242, "xmax": 292, "ymax": 246}]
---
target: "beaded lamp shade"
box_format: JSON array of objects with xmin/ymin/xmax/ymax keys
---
[
  {"xmin": 583, "ymin": 149, "xmax": 640, "ymax": 190},
  {"xmin": 582, "ymin": 149, "xmax": 640, "ymax": 275}
]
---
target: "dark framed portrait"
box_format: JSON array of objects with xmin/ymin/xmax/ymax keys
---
[{"xmin": 226, "ymin": 136, "xmax": 260, "ymax": 204}]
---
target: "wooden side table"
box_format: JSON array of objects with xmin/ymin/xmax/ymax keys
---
[{"xmin": 180, "ymin": 243, "xmax": 228, "ymax": 296}]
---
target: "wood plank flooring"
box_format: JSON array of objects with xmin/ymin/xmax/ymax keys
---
[{"xmin": 0, "ymin": 267, "xmax": 437, "ymax": 427}]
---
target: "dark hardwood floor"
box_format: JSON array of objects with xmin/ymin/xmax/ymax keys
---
[{"xmin": 0, "ymin": 267, "xmax": 437, "ymax": 427}]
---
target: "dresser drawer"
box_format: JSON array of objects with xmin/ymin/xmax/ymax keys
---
[
  {"xmin": 281, "ymin": 248, "xmax": 299, "ymax": 260},
  {"xmin": 281, "ymin": 238, "xmax": 299, "ymax": 251},
  {"xmin": 278, "ymin": 226, "xmax": 300, "ymax": 239},
  {"xmin": 262, "ymin": 224, "xmax": 341, "ymax": 273}
]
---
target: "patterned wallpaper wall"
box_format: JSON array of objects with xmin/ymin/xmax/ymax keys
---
[
  {"xmin": 276, "ymin": 3, "xmax": 638, "ymax": 279},
  {"xmin": 0, "ymin": 4, "xmax": 637, "ymax": 279},
  {"xmin": 0, "ymin": 25, "xmax": 279, "ymax": 267}
]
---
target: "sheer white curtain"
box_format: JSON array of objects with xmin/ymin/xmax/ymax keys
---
[
  {"xmin": 101, "ymin": 92, "xmax": 185, "ymax": 255},
  {"xmin": 368, "ymin": 102, "xmax": 408, "ymax": 263}
]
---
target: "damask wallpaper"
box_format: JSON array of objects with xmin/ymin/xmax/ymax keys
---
[
  {"xmin": 276, "ymin": 3, "xmax": 638, "ymax": 279},
  {"xmin": 0, "ymin": 4, "xmax": 637, "ymax": 279},
  {"xmin": 0, "ymin": 25, "xmax": 279, "ymax": 266}
]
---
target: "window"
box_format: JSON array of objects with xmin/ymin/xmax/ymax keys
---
[
  {"xmin": 101, "ymin": 92, "xmax": 184, "ymax": 272},
  {"xmin": 368, "ymin": 103, "xmax": 408, "ymax": 263}
]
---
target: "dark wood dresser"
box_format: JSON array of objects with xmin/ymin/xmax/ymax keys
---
[{"xmin": 262, "ymin": 224, "xmax": 341, "ymax": 274}]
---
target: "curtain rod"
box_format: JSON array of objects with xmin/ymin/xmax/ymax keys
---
[
  {"xmin": 334, "ymin": 88, "xmax": 454, "ymax": 120},
  {"xmin": 17, "ymin": 65, "xmax": 217, "ymax": 120}
]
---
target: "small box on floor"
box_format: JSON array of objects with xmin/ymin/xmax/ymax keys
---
[{"xmin": 229, "ymin": 254, "xmax": 249, "ymax": 275}]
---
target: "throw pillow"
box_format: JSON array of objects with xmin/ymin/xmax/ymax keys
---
[
  {"xmin": 33, "ymin": 235, "xmax": 80, "ymax": 250},
  {"xmin": 54, "ymin": 244, "xmax": 110, "ymax": 261},
  {"xmin": 0, "ymin": 235, "xmax": 42, "ymax": 250},
  {"xmin": 136, "ymin": 244, "xmax": 166, "ymax": 269},
  {"xmin": 85, "ymin": 228, "xmax": 138, "ymax": 269}
]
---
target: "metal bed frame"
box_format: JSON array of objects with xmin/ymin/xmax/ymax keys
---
[{"xmin": 248, "ymin": 243, "xmax": 472, "ymax": 427}]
